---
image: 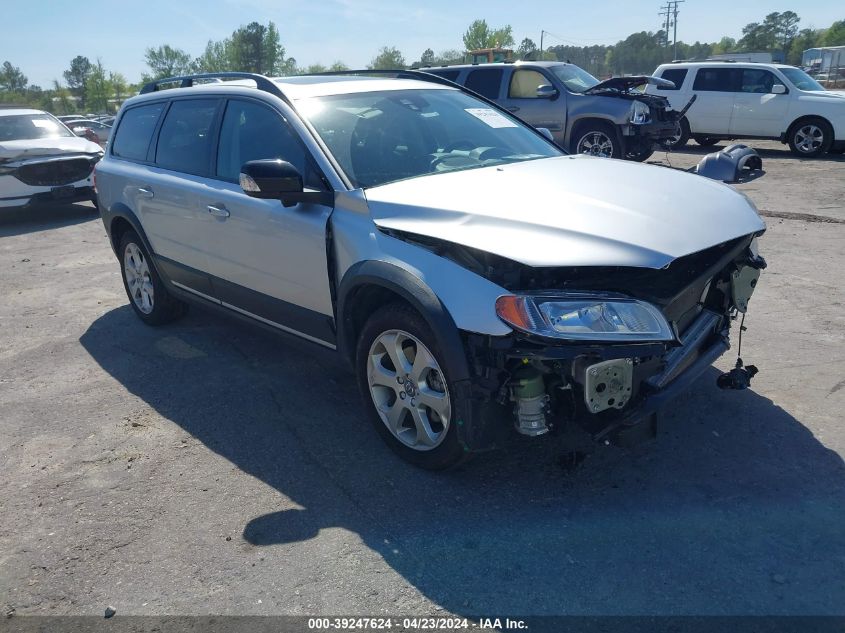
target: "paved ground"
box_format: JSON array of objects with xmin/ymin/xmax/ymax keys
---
[{"xmin": 1, "ymin": 141, "xmax": 844, "ymax": 617}]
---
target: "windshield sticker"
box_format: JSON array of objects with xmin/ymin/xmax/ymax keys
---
[
  {"xmin": 32, "ymin": 119, "xmax": 59, "ymax": 129},
  {"xmin": 464, "ymin": 108, "xmax": 518, "ymax": 128}
]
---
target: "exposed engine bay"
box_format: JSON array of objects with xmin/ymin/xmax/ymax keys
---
[{"xmin": 382, "ymin": 226, "xmax": 766, "ymax": 446}]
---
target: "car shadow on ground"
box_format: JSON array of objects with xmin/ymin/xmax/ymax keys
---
[
  {"xmin": 0, "ymin": 202, "xmax": 98, "ymax": 238},
  {"xmin": 80, "ymin": 305, "xmax": 845, "ymax": 615}
]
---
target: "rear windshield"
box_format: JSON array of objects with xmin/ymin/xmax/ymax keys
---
[
  {"xmin": 0, "ymin": 114, "xmax": 74, "ymax": 141},
  {"xmin": 297, "ymin": 88, "xmax": 561, "ymax": 188}
]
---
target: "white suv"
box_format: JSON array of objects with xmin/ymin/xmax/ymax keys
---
[{"xmin": 647, "ymin": 61, "xmax": 845, "ymax": 157}]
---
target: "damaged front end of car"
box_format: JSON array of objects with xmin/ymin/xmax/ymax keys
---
[
  {"xmin": 383, "ymin": 227, "xmax": 766, "ymax": 450},
  {"xmin": 584, "ymin": 75, "xmax": 694, "ymax": 157}
]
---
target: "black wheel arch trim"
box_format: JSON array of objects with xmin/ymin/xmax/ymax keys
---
[{"xmin": 336, "ymin": 260, "xmax": 471, "ymax": 383}]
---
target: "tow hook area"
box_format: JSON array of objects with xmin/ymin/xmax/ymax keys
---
[
  {"xmin": 584, "ymin": 358, "xmax": 634, "ymax": 413},
  {"xmin": 509, "ymin": 365, "xmax": 551, "ymax": 436}
]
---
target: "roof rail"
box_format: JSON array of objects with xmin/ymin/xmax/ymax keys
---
[
  {"xmin": 298, "ymin": 69, "xmax": 460, "ymax": 89},
  {"xmin": 139, "ymin": 72, "xmax": 290, "ymax": 102}
]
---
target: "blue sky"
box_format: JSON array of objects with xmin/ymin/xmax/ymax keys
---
[{"xmin": 2, "ymin": 0, "xmax": 842, "ymax": 86}]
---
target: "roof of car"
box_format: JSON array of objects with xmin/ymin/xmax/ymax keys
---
[
  {"xmin": 0, "ymin": 108, "xmax": 46, "ymax": 117},
  {"xmin": 658, "ymin": 61, "xmax": 795, "ymax": 69},
  {"xmin": 422, "ymin": 60, "xmax": 570, "ymax": 70},
  {"xmin": 124, "ymin": 75, "xmax": 455, "ymax": 110}
]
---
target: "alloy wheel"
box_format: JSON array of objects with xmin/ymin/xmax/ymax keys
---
[
  {"xmin": 367, "ymin": 330, "xmax": 451, "ymax": 451},
  {"xmin": 794, "ymin": 124, "xmax": 824, "ymax": 154},
  {"xmin": 577, "ymin": 131, "xmax": 615, "ymax": 157},
  {"xmin": 124, "ymin": 243, "xmax": 154, "ymax": 314}
]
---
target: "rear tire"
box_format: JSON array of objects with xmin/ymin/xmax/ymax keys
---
[
  {"xmin": 694, "ymin": 135, "xmax": 720, "ymax": 147},
  {"xmin": 788, "ymin": 118, "xmax": 833, "ymax": 157},
  {"xmin": 356, "ymin": 303, "xmax": 469, "ymax": 470},
  {"xmin": 118, "ymin": 230, "xmax": 187, "ymax": 326}
]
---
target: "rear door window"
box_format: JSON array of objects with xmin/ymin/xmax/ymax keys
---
[
  {"xmin": 692, "ymin": 68, "xmax": 741, "ymax": 92},
  {"xmin": 658, "ymin": 68, "xmax": 688, "ymax": 90},
  {"xmin": 464, "ymin": 68, "xmax": 503, "ymax": 99},
  {"xmin": 111, "ymin": 103, "xmax": 164, "ymax": 161},
  {"xmin": 155, "ymin": 99, "xmax": 219, "ymax": 175}
]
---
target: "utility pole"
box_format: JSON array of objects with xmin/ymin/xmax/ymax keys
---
[
  {"xmin": 659, "ymin": 0, "xmax": 685, "ymax": 58},
  {"xmin": 540, "ymin": 30, "xmax": 546, "ymax": 59},
  {"xmin": 658, "ymin": 5, "xmax": 672, "ymax": 48},
  {"xmin": 672, "ymin": 0, "xmax": 684, "ymax": 60}
]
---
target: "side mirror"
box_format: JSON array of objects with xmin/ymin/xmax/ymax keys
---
[
  {"xmin": 536, "ymin": 84, "xmax": 558, "ymax": 99},
  {"xmin": 771, "ymin": 84, "xmax": 787, "ymax": 94},
  {"xmin": 240, "ymin": 159, "xmax": 333, "ymax": 207},
  {"xmin": 537, "ymin": 127, "xmax": 555, "ymax": 142}
]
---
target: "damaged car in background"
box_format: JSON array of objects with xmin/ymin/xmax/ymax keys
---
[
  {"xmin": 95, "ymin": 71, "xmax": 765, "ymax": 470},
  {"xmin": 425, "ymin": 61, "xmax": 695, "ymax": 161},
  {"xmin": 0, "ymin": 108, "xmax": 103, "ymax": 210}
]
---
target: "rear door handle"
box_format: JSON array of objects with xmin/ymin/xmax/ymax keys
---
[
  {"xmin": 207, "ymin": 204, "xmax": 230, "ymax": 218},
  {"xmin": 136, "ymin": 186, "xmax": 154, "ymax": 199},
  {"xmin": 506, "ymin": 106, "xmax": 520, "ymax": 112}
]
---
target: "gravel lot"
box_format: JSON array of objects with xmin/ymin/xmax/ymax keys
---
[{"xmin": 1, "ymin": 141, "xmax": 844, "ymax": 617}]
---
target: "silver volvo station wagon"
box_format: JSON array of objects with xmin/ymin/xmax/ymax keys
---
[{"xmin": 95, "ymin": 71, "xmax": 766, "ymax": 470}]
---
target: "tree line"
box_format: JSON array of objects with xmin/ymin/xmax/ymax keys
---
[{"xmin": 1, "ymin": 12, "xmax": 843, "ymax": 114}]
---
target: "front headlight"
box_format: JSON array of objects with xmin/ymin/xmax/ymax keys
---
[
  {"xmin": 495, "ymin": 295, "xmax": 674, "ymax": 342},
  {"xmin": 629, "ymin": 100, "xmax": 651, "ymax": 125}
]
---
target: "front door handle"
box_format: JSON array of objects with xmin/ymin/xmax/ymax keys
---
[
  {"xmin": 137, "ymin": 186, "xmax": 154, "ymax": 199},
  {"xmin": 207, "ymin": 204, "xmax": 230, "ymax": 218},
  {"xmin": 506, "ymin": 106, "xmax": 520, "ymax": 112}
]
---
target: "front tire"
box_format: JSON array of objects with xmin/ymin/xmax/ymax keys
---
[
  {"xmin": 788, "ymin": 118, "xmax": 833, "ymax": 157},
  {"xmin": 667, "ymin": 116, "xmax": 690, "ymax": 150},
  {"xmin": 571, "ymin": 121, "xmax": 623, "ymax": 159},
  {"xmin": 118, "ymin": 230, "xmax": 187, "ymax": 326},
  {"xmin": 356, "ymin": 304, "xmax": 468, "ymax": 470}
]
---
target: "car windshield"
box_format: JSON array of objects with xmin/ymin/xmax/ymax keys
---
[
  {"xmin": 550, "ymin": 65, "xmax": 601, "ymax": 93},
  {"xmin": 779, "ymin": 67, "xmax": 825, "ymax": 91},
  {"xmin": 297, "ymin": 89, "xmax": 562, "ymax": 188},
  {"xmin": 0, "ymin": 114, "xmax": 74, "ymax": 141}
]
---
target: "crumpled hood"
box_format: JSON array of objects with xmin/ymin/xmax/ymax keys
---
[
  {"xmin": 0, "ymin": 137, "xmax": 103, "ymax": 162},
  {"xmin": 585, "ymin": 75, "xmax": 674, "ymax": 94},
  {"xmin": 366, "ymin": 155, "xmax": 765, "ymax": 269}
]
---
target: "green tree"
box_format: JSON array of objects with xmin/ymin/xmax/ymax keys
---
[
  {"xmin": 84, "ymin": 60, "xmax": 111, "ymax": 113},
  {"xmin": 432, "ymin": 49, "xmax": 465, "ymax": 65},
  {"xmin": 303, "ymin": 63, "xmax": 327, "ymax": 74},
  {"xmin": 194, "ymin": 39, "xmax": 232, "ymax": 72},
  {"xmin": 144, "ymin": 44, "xmax": 193, "ymax": 80},
  {"xmin": 229, "ymin": 21, "xmax": 296, "ymax": 75},
  {"xmin": 51, "ymin": 80, "xmax": 73, "ymax": 115},
  {"xmin": 420, "ymin": 48, "xmax": 435, "ymax": 66},
  {"xmin": 328, "ymin": 61, "xmax": 349, "ymax": 72},
  {"xmin": 712, "ymin": 36, "xmax": 737, "ymax": 55},
  {"xmin": 788, "ymin": 28, "xmax": 820, "ymax": 65},
  {"xmin": 63, "ymin": 55, "xmax": 92, "ymax": 107},
  {"xmin": 822, "ymin": 19, "xmax": 845, "ymax": 46},
  {"xmin": 462, "ymin": 19, "xmax": 514, "ymax": 50},
  {"xmin": 0, "ymin": 61, "xmax": 28, "ymax": 92},
  {"xmin": 368, "ymin": 46, "xmax": 405, "ymax": 70},
  {"xmin": 109, "ymin": 71, "xmax": 129, "ymax": 105},
  {"xmin": 516, "ymin": 38, "xmax": 537, "ymax": 60}
]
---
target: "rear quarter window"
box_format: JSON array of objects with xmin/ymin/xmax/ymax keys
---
[
  {"xmin": 464, "ymin": 68, "xmax": 503, "ymax": 100},
  {"xmin": 111, "ymin": 103, "xmax": 164, "ymax": 161},
  {"xmin": 658, "ymin": 68, "xmax": 688, "ymax": 90}
]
